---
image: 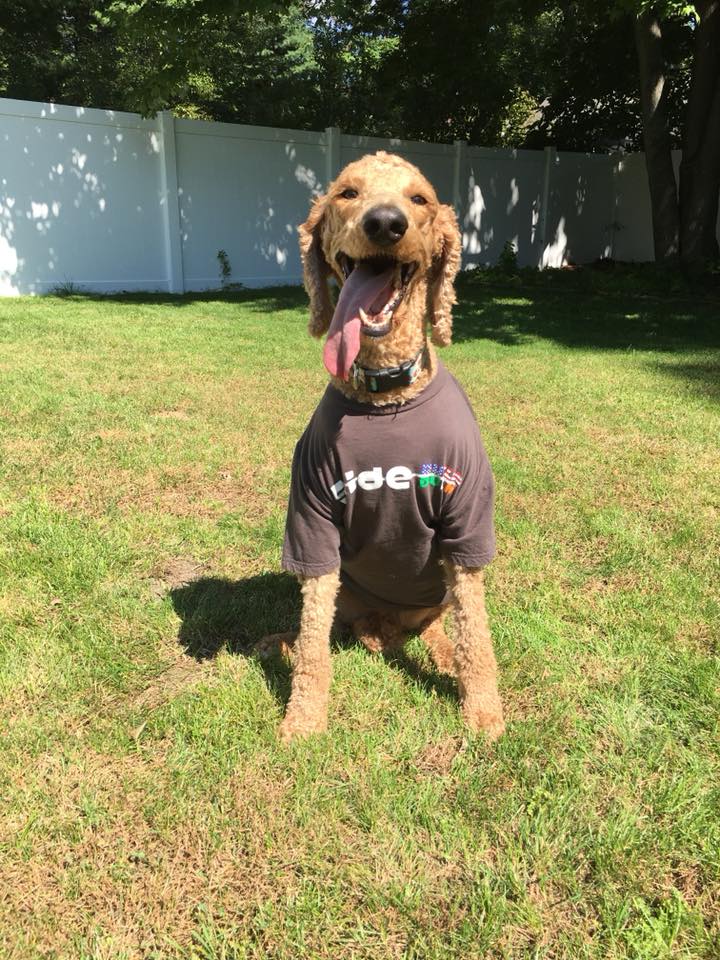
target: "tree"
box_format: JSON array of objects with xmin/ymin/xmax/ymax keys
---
[
  {"xmin": 528, "ymin": 1, "xmax": 717, "ymax": 264},
  {"xmin": 0, "ymin": 1, "xmax": 132, "ymax": 108},
  {"xmin": 95, "ymin": 0, "xmax": 294, "ymax": 118},
  {"xmin": 306, "ymin": 0, "xmax": 551, "ymax": 145},
  {"xmin": 524, "ymin": 6, "xmax": 651, "ymax": 151},
  {"xmin": 631, "ymin": 1, "xmax": 719, "ymax": 263},
  {"xmin": 635, "ymin": 8, "xmax": 682, "ymax": 258},
  {"xmin": 678, "ymin": 0, "xmax": 720, "ymax": 261}
]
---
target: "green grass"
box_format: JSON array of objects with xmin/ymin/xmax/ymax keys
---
[{"xmin": 0, "ymin": 278, "xmax": 718, "ymax": 959}]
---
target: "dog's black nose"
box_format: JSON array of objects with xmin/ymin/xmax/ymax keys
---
[{"xmin": 362, "ymin": 205, "xmax": 408, "ymax": 246}]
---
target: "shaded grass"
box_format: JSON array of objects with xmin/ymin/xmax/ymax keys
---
[{"xmin": 0, "ymin": 281, "xmax": 718, "ymax": 958}]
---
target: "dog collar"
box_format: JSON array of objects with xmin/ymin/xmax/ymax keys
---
[{"xmin": 349, "ymin": 346, "xmax": 428, "ymax": 394}]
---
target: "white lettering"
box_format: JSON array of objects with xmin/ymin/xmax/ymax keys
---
[
  {"xmin": 358, "ymin": 466, "xmax": 384, "ymax": 491},
  {"xmin": 386, "ymin": 465, "xmax": 413, "ymax": 490},
  {"xmin": 329, "ymin": 463, "xmax": 453, "ymax": 501}
]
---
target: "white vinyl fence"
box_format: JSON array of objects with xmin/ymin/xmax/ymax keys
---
[{"xmin": 0, "ymin": 95, "xmax": 679, "ymax": 296}]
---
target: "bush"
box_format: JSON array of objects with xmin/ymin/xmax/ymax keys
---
[
  {"xmin": 497, "ymin": 240, "xmax": 519, "ymax": 275},
  {"xmin": 460, "ymin": 259, "xmax": 720, "ymax": 301}
]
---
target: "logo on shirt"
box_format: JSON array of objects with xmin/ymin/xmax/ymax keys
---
[{"xmin": 330, "ymin": 463, "xmax": 463, "ymax": 504}]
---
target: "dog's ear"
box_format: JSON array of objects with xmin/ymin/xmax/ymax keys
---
[
  {"xmin": 429, "ymin": 204, "xmax": 462, "ymax": 347},
  {"xmin": 298, "ymin": 194, "xmax": 334, "ymax": 338}
]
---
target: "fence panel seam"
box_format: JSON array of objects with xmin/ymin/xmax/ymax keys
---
[{"xmin": 158, "ymin": 110, "xmax": 184, "ymax": 293}]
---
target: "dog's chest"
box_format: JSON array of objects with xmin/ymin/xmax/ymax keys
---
[
  {"xmin": 283, "ymin": 363, "xmax": 495, "ymax": 608},
  {"xmin": 304, "ymin": 365, "xmax": 483, "ymax": 547}
]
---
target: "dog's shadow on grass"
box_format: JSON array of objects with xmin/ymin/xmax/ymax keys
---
[
  {"xmin": 169, "ymin": 573, "xmax": 297, "ymax": 705},
  {"xmin": 169, "ymin": 573, "xmax": 458, "ymax": 710}
]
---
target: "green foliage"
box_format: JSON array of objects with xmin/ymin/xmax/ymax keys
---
[
  {"xmin": 464, "ymin": 258, "xmax": 720, "ymax": 302},
  {"xmin": 523, "ymin": 3, "xmax": 694, "ymax": 151},
  {"xmin": 0, "ymin": 1, "xmax": 127, "ymax": 107},
  {"xmin": 50, "ymin": 279, "xmax": 84, "ymax": 297},
  {"xmin": 0, "ymin": 0, "xmax": 704, "ymax": 150},
  {"xmin": 217, "ymin": 250, "xmax": 232, "ymax": 288},
  {"xmin": 499, "ymin": 88, "xmax": 540, "ymax": 147},
  {"xmin": 306, "ymin": 0, "xmax": 557, "ymax": 145},
  {"xmin": 611, "ymin": 0, "xmax": 697, "ymax": 17},
  {"xmin": 497, "ymin": 240, "xmax": 520, "ymax": 275}
]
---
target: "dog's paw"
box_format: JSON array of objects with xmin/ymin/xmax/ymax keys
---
[
  {"xmin": 420, "ymin": 620, "xmax": 456, "ymax": 675},
  {"xmin": 254, "ymin": 632, "xmax": 295, "ymax": 661},
  {"xmin": 278, "ymin": 711, "xmax": 327, "ymax": 743},
  {"xmin": 462, "ymin": 700, "xmax": 505, "ymax": 741},
  {"xmin": 429, "ymin": 648, "xmax": 457, "ymax": 676}
]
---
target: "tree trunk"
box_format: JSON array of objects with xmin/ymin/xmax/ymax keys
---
[
  {"xmin": 635, "ymin": 10, "xmax": 680, "ymax": 261},
  {"xmin": 679, "ymin": 0, "xmax": 720, "ymax": 263}
]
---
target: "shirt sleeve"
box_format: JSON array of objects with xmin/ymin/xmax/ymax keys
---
[
  {"xmin": 438, "ymin": 430, "xmax": 496, "ymax": 569},
  {"xmin": 281, "ymin": 430, "xmax": 342, "ymax": 577}
]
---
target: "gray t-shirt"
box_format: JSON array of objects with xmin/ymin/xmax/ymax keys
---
[{"xmin": 282, "ymin": 361, "xmax": 495, "ymax": 609}]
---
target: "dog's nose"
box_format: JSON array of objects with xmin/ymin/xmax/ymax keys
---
[{"xmin": 362, "ymin": 205, "xmax": 408, "ymax": 246}]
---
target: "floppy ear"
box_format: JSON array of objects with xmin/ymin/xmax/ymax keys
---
[
  {"xmin": 429, "ymin": 204, "xmax": 462, "ymax": 347},
  {"xmin": 298, "ymin": 194, "xmax": 334, "ymax": 338}
]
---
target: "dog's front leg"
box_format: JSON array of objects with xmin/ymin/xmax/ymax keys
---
[
  {"xmin": 448, "ymin": 565, "xmax": 505, "ymax": 740},
  {"xmin": 279, "ymin": 569, "xmax": 340, "ymax": 742}
]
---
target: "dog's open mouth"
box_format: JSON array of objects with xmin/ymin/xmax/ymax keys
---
[
  {"xmin": 336, "ymin": 254, "xmax": 417, "ymax": 338},
  {"xmin": 323, "ymin": 253, "xmax": 419, "ymax": 380}
]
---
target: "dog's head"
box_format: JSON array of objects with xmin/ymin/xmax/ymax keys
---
[{"xmin": 298, "ymin": 152, "xmax": 461, "ymax": 381}]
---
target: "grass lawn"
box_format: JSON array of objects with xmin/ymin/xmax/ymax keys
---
[{"xmin": 0, "ymin": 276, "xmax": 719, "ymax": 959}]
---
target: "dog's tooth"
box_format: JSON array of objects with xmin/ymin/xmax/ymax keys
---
[{"xmin": 359, "ymin": 307, "xmax": 369, "ymax": 323}]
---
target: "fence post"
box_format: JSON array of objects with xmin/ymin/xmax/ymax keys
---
[
  {"xmin": 537, "ymin": 145, "xmax": 556, "ymax": 266},
  {"xmin": 157, "ymin": 110, "xmax": 184, "ymax": 293},
  {"xmin": 452, "ymin": 139, "xmax": 467, "ymax": 217},
  {"xmin": 325, "ymin": 126, "xmax": 341, "ymax": 186}
]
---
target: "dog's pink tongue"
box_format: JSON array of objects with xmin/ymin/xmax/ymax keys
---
[{"xmin": 323, "ymin": 263, "xmax": 394, "ymax": 379}]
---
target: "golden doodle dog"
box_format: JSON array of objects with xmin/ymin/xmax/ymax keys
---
[{"xmin": 267, "ymin": 151, "xmax": 504, "ymax": 742}]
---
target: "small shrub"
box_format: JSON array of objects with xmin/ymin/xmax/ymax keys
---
[
  {"xmin": 497, "ymin": 240, "xmax": 519, "ymax": 275},
  {"xmin": 217, "ymin": 249, "xmax": 232, "ymax": 288},
  {"xmin": 216, "ymin": 249, "xmax": 243, "ymax": 291},
  {"xmin": 50, "ymin": 279, "xmax": 82, "ymax": 297}
]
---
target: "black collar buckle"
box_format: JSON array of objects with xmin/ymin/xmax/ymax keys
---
[{"xmin": 350, "ymin": 346, "xmax": 427, "ymax": 394}]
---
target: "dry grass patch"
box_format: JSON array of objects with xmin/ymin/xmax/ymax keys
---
[{"xmin": 1, "ymin": 748, "xmax": 294, "ymax": 959}]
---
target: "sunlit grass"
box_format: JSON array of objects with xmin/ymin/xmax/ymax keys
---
[{"xmin": 0, "ymin": 283, "xmax": 718, "ymax": 958}]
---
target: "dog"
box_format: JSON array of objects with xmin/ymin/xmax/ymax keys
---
[{"xmin": 266, "ymin": 151, "xmax": 505, "ymax": 743}]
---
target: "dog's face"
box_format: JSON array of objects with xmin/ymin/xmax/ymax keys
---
[{"xmin": 299, "ymin": 152, "xmax": 461, "ymax": 381}]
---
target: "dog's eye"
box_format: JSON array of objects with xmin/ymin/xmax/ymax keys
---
[
  {"xmin": 340, "ymin": 188, "xmax": 359, "ymax": 200},
  {"xmin": 410, "ymin": 195, "xmax": 427, "ymax": 205}
]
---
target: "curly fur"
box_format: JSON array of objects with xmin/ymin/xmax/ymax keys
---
[
  {"xmin": 279, "ymin": 569, "xmax": 340, "ymax": 742},
  {"xmin": 446, "ymin": 565, "xmax": 505, "ymax": 739},
  {"xmin": 429, "ymin": 204, "xmax": 462, "ymax": 347},
  {"xmin": 298, "ymin": 151, "xmax": 462, "ymax": 405},
  {"xmin": 269, "ymin": 152, "xmax": 505, "ymax": 741},
  {"xmin": 420, "ymin": 613, "xmax": 457, "ymax": 675},
  {"xmin": 298, "ymin": 196, "xmax": 335, "ymax": 338}
]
